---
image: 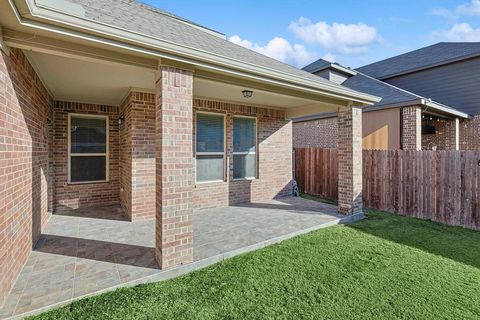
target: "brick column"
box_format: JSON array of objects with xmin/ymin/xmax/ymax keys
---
[
  {"xmin": 337, "ymin": 106, "xmax": 363, "ymax": 215},
  {"xmin": 120, "ymin": 91, "xmax": 156, "ymax": 220},
  {"xmin": 454, "ymin": 118, "xmax": 460, "ymax": 150},
  {"xmin": 155, "ymin": 66, "xmax": 194, "ymax": 269},
  {"xmin": 401, "ymin": 106, "xmax": 422, "ymax": 150}
]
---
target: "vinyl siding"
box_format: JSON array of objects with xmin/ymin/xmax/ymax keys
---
[
  {"xmin": 384, "ymin": 57, "xmax": 480, "ymax": 116},
  {"xmin": 313, "ymin": 70, "xmax": 348, "ymax": 85}
]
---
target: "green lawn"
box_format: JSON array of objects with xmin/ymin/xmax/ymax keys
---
[{"xmin": 31, "ymin": 210, "xmax": 480, "ymax": 320}]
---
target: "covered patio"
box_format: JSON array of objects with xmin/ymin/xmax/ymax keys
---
[
  {"xmin": 0, "ymin": 1, "xmax": 379, "ymax": 316},
  {"xmin": 0, "ymin": 197, "xmax": 352, "ymax": 318}
]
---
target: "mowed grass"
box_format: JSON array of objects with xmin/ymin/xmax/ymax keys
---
[{"xmin": 31, "ymin": 210, "xmax": 480, "ymax": 320}]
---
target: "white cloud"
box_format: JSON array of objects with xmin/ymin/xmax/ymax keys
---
[
  {"xmin": 457, "ymin": 0, "xmax": 480, "ymax": 15},
  {"xmin": 288, "ymin": 17, "xmax": 378, "ymax": 54},
  {"xmin": 429, "ymin": 8, "xmax": 455, "ymax": 18},
  {"xmin": 431, "ymin": 23, "xmax": 480, "ymax": 41},
  {"xmin": 228, "ymin": 35, "xmax": 316, "ymax": 67},
  {"xmin": 430, "ymin": 0, "xmax": 480, "ymax": 18}
]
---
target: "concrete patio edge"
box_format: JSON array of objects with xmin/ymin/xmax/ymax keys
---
[{"xmin": 8, "ymin": 212, "xmax": 363, "ymax": 320}]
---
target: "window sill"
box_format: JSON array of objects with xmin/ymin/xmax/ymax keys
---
[
  {"xmin": 195, "ymin": 180, "xmax": 226, "ymax": 186},
  {"xmin": 232, "ymin": 177, "xmax": 257, "ymax": 181},
  {"xmin": 67, "ymin": 180, "xmax": 109, "ymax": 185}
]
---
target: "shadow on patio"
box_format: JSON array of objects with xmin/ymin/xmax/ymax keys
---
[{"xmin": 0, "ymin": 197, "xmax": 343, "ymax": 319}]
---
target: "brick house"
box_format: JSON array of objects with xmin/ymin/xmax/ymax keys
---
[
  {"xmin": 0, "ymin": 0, "xmax": 380, "ymax": 308},
  {"xmin": 295, "ymin": 44, "xmax": 480, "ymax": 151}
]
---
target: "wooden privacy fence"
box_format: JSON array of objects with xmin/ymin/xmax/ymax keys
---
[
  {"xmin": 294, "ymin": 148, "xmax": 338, "ymax": 200},
  {"xmin": 294, "ymin": 148, "xmax": 480, "ymax": 230}
]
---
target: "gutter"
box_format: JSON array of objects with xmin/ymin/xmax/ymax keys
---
[
  {"xmin": 422, "ymin": 98, "xmax": 470, "ymax": 119},
  {"xmin": 292, "ymin": 98, "xmax": 470, "ymax": 123},
  {"xmin": 9, "ymin": 0, "xmax": 379, "ymax": 105}
]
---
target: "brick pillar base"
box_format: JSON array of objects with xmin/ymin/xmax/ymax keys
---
[
  {"xmin": 337, "ymin": 106, "xmax": 363, "ymax": 215},
  {"xmin": 401, "ymin": 106, "xmax": 422, "ymax": 150},
  {"xmin": 155, "ymin": 65, "xmax": 194, "ymax": 269}
]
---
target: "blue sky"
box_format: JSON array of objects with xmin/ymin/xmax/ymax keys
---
[{"xmin": 142, "ymin": 0, "xmax": 480, "ymax": 68}]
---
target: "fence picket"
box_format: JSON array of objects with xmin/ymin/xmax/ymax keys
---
[{"xmin": 294, "ymin": 147, "xmax": 480, "ymax": 231}]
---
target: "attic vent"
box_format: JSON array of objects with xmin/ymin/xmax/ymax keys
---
[{"xmin": 36, "ymin": 0, "xmax": 86, "ymax": 17}]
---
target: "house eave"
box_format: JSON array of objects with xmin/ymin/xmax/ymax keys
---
[
  {"xmin": 8, "ymin": 0, "xmax": 379, "ymax": 106},
  {"xmin": 292, "ymin": 98, "xmax": 470, "ymax": 123}
]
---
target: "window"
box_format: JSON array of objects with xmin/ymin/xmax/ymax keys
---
[
  {"xmin": 233, "ymin": 117, "xmax": 256, "ymax": 179},
  {"xmin": 196, "ymin": 113, "xmax": 225, "ymax": 182},
  {"xmin": 68, "ymin": 114, "xmax": 108, "ymax": 183}
]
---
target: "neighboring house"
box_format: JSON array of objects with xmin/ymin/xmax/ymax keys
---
[
  {"xmin": 295, "ymin": 43, "xmax": 480, "ymax": 151},
  {"xmin": 0, "ymin": 0, "xmax": 379, "ymax": 308}
]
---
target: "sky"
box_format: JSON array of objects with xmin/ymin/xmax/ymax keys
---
[{"xmin": 142, "ymin": 0, "xmax": 480, "ymax": 69}]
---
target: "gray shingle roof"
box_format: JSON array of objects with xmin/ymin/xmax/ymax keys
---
[
  {"xmin": 303, "ymin": 58, "xmax": 419, "ymax": 107},
  {"xmin": 342, "ymin": 73, "xmax": 418, "ymax": 107},
  {"xmin": 357, "ymin": 42, "xmax": 480, "ymax": 79},
  {"xmin": 294, "ymin": 58, "xmax": 468, "ymax": 122},
  {"xmin": 302, "ymin": 59, "xmax": 332, "ymax": 73},
  {"xmin": 68, "ymin": 0, "xmax": 346, "ymax": 88}
]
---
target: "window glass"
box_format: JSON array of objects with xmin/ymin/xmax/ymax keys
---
[
  {"xmin": 69, "ymin": 115, "xmax": 108, "ymax": 183},
  {"xmin": 233, "ymin": 117, "xmax": 256, "ymax": 153},
  {"xmin": 196, "ymin": 155, "xmax": 224, "ymax": 182},
  {"xmin": 70, "ymin": 156, "xmax": 106, "ymax": 182},
  {"xmin": 71, "ymin": 117, "xmax": 107, "ymax": 153},
  {"xmin": 196, "ymin": 113, "xmax": 225, "ymax": 182},
  {"xmin": 233, "ymin": 117, "xmax": 256, "ymax": 179},
  {"xmin": 233, "ymin": 154, "xmax": 256, "ymax": 179},
  {"xmin": 196, "ymin": 113, "xmax": 224, "ymax": 153}
]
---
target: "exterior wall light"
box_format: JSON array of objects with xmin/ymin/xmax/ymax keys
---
[{"xmin": 242, "ymin": 90, "xmax": 253, "ymax": 98}]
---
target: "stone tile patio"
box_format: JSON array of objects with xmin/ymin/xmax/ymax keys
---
[{"xmin": 0, "ymin": 197, "xmax": 351, "ymax": 319}]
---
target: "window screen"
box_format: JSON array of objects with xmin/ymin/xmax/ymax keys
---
[
  {"xmin": 233, "ymin": 117, "xmax": 256, "ymax": 179},
  {"xmin": 70, "ymin": 156, "xmax": 107, "ymax": 182},
  {"xmin": 71, "ymin": 117, "xmax": 107, "ymax": 153},
  {"xmin": 69, "ymin": 115, "xmax": 108, "ymax": 183},
  {"xmin": 196, "ymin": 113, "xmax": 225, "ymax": 182}
]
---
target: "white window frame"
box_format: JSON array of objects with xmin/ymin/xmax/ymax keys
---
[
  {"xmin": 68, "ymin": 113, "xmax": 109, "ymax": 184},
  {"xmin": 232, "ymin": 115, "xmax": 258, "ymax": 180},
  {"xmin": 195, "ymin": 111, "xmax": 226, "ymax": 184}
]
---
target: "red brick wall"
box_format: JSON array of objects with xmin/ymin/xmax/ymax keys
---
[
  {"xmin": 0, "ymin": 48, "xmax": 53, "ymax": 307},
  {"xmin": 193, "ymin": 99, "xmax": 293, "ymax": 209},
  {"xmin": 422, "ymin": 118, "xmax": 458, "ymax": 150},
  {"xmin": 460, "ymin": 115, "xmax": 480, "ymax": 151},
  {"xmin": 119, "ymin": 91, "xmax": 156, "ymax": 220},
  {"xmin": 53, "ymin": 101, "xmax": 120, "ymax": 211},
  {"xmin": 401, "ymin": 106, "xmax": 422, "ymax": 150},
  {"xmin": 155, "ymin": 66, "xmax": 194, "ymax": 268},
  {"xmin": 293, "ymin": 117, "xmax": 338, "ymax": 148},
  {"xmin": 337, "ymin": 107, "xmax": 363, "ymax": 215}
]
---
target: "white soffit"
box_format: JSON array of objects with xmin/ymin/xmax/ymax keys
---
[
  {"xmin": 194, "ymin": 77, "xmax": 325, "ymax": 109},
  {"xmin": 25, "ymin": 50, "xmax": 155, "ymax": 105}
]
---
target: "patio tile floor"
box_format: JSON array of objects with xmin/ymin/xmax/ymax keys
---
[{"xmin": 0, "ymin": 197, "xmax": 346, "ymax": 319}]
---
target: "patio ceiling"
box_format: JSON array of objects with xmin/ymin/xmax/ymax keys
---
[{"xmin": 23, "ymin": 49, "xmax": 343, "ymax": 115}]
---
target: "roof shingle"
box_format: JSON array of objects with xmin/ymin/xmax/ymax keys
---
[
  {"xmin": 357, "ymin": 42, "xmax": 480, "ymax": 79},
  {"xmin": 69, "ymin": 0, "xmax": 346, "ymax": 88}
]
